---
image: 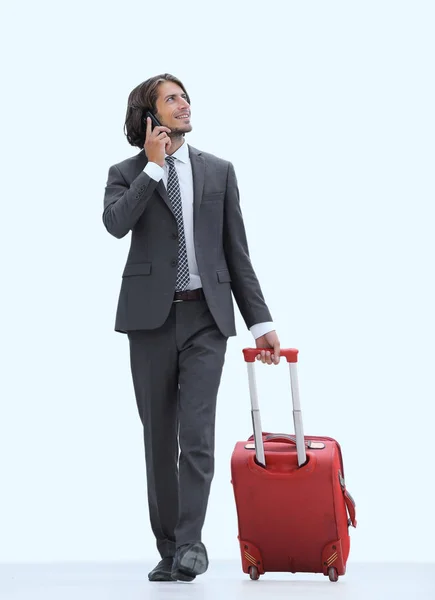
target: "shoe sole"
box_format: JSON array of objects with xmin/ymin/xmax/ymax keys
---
[
  {"xmin": 177, "ymin": 542, "xmax": 209, "ymax": 577},
  {"xmin": 148, "ymin": 571, "xmax": 174, "ymax": 582},
  {"xmin": 171, "ymin": 568, "xmax": 196, "ymax": 582}
]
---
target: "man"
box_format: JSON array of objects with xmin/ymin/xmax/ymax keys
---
[{"xmin": 102, "ymin": 73, "xmax": 280, "ymax": 583}]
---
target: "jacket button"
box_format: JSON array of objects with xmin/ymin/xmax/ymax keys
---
[
  {"xmin": 171, "ymin": 259, "xmax": 178, "ymax": 267},
  {"xmin": 171, "ymin": 233, "xmax": 178, "ymax": 240}
]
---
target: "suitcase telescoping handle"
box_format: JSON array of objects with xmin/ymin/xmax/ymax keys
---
[{"xmin": 242, "ymin": 348, "xmax": 307, "ymax": 468}]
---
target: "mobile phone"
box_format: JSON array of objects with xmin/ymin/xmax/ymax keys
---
[{"xmin": 143, "ymin": 110, "xmax": 162, "ymax": 133}]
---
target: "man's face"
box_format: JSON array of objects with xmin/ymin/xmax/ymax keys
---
[{"xmin": 154, "ymin": 81, "xmax": 192, "ymax": 135}]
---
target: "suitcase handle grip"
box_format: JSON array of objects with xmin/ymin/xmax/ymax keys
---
[
  {"xmin": 243, "ymin": 348, "xmax": 299, "ymax": 363},
  {"xmin": 264, "ymin": 433, "xmax": 299, "ymax": 446},
  {"xmin": 344, "ymin": 489, "xmax": 357, "ymax": 528}
]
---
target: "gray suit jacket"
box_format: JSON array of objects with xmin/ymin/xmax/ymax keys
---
[{"xmin": 102, "ymin": 145, "xmax": 272, "ymax": 337}]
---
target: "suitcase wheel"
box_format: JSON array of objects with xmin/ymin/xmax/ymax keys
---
[
  {"xmin": 328, "ymin": 567, "xmax": 339, "ymax": 582},
  {"xmin": 248, "ymin": 565, "xmax": 260, "ymax": 581}
]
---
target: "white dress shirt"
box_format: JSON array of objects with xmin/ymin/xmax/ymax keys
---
[{"xmin": 144, "ymin": 141, "xmax": 274, "ymax": 340}]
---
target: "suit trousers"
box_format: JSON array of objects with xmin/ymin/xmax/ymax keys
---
[{"xmin": 127, "ymin": 297, "xmax": 228, "ymax": 558}]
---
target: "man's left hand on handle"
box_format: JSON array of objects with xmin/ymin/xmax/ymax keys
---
[{"xmin": 255, "ymin": 330, "xmax": 281, "ymax": 365}]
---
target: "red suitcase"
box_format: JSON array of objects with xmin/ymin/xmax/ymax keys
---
[{"xmin": 230, "ymin": 348, "xmax": 357, "ymax": 582}]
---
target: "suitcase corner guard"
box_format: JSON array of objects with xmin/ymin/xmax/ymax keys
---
[
  {"xmin": 321, "ymin": 539, "xmax": 346, "ymax": 576},
  {"xmin": 239, "ymin": 540, "xmax": 265, "ymax": 575}
]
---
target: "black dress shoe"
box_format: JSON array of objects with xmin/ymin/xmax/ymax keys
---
[
  {"xmin": 171, "ymin": 542, "xmax": 209, "ymax": 582},
  {"xmin": 148, "ymin": 557, "xmax": 174, "ymax": 582}
]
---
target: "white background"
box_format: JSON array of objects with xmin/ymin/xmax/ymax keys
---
[{"xmin": 1, "ymin": 0, "xmax": 434, "ymax": 564}]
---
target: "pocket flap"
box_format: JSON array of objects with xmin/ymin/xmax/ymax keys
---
[
  {"xmin": 216, "ymin": 269, "xmax": 231, "ymax": 283},
  {"xmin": 122, "ymin": 262, "xmax": 152, "ymax": 277},
  {"xmin": 203, "ymin": 191, "xmax": 225, "ymax": 202}
]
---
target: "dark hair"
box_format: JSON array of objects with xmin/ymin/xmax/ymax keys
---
[{"xmin": 123, "ymin": 73, "xmax": 191, "ymax": 149}]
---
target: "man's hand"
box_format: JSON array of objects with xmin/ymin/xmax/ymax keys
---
[
  {"xmin": 255, "ymin": 330, "xmax": 281, "ymax": 365},
  {"xmin": 144, "ymin": 117, "xmax": 172, "ymax": 167}
]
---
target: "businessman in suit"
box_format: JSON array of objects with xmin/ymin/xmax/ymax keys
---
[{"xmin": 102, "ymin": 73, "xmax": 280, "ymax": 582}]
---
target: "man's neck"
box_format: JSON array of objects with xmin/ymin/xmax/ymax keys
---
[{"xmin": 167, "ymin": 135, "xmax": 185, "ymax": 155}]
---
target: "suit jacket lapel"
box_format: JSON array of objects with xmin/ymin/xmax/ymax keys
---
[
  {"xmin": 189, "ymin": 145, "xmax": 205, "ymax": 227},
  {"xmin": 156, "ymin": 179, "xmax": 170, "ymax": 209},
  {"xmin": 137, "ymin": 145, "xmax": 205, "ymax": 218},
  {"xmin": 137, "ymin": 150, "xmax": 171, "ymax": 211}
]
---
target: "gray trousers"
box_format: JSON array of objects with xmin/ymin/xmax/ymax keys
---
[{"xmin": 127, "ymin": 298, "xmax": 228, "ymax": 558}]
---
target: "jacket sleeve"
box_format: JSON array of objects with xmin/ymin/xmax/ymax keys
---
[
  {"xmin": 223, "ymin": 162, "xmax": 273, "ymax": 327},
  {"xmin": 102, "ymin": 164, "xmax": 160, "ymax": 239}
]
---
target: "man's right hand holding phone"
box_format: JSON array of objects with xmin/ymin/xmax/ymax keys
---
[{"xmin": 144, "ymin": 117, "xmax": 171, "ymax": 167}]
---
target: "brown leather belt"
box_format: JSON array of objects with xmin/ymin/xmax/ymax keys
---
[{"xmin": 173, "ymin": 288, "xmax": 205, "ymax": 302}]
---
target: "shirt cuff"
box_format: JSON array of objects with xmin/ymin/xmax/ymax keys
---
[
  {"xmin": 144, "ymin": 162, "xmax": 164, "ymax": 182},
  {"xmin": 249, "ymin": 322, "xmax": 275, "ymax": 340}
]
